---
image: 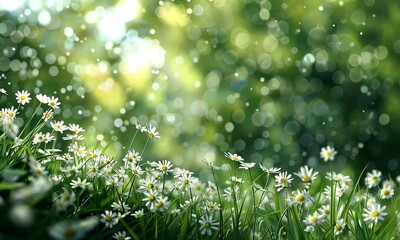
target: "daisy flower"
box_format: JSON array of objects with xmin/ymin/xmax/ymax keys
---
[
  {"xmin": 223, "ymin": 187, "xmax": 238, "ymax": 202},
  {"xmin": 135, "ymin": 122, "xmax": 147, "ymax": 132},
  {"xmin": 33, "ymin": 132, "xmax": 45, "ymax": 144},
  {"xmin": 198, "ymin": 214, "xmax": 219, "ymax": 236},
  {"xmin": 289, "ymin": 189, "xmax": 309, "ymax": 205},
  {"xmin": 42, "ymin": 132, "xmax": 55, "ymax": 143},
  {"xmin": 303, "ymin": 213, "xmax": 325, "ymax": 226},
  {"xmin": 380, "ymin": 185, "xmax": 394, "ymax": 199},
  {"xmin": 155, "ymin": 159, "xmax": 173, "ymax": 175},
  {"xmin": 320, "ymin": 145, "xmax": 337, "ymax": 162},
  {"xmin": 42, "ymin": 109, "xmax": 54, "ymax": 122},
  {"xmin": 146, "ymin": 124, "xmax": 160, "ymax": 140},
  {"xmin": 68, "ymin": 123, "xmax": 85, "ymax": 133},
  {"xmin": 111, "ymin": 201, "xmax": 131, "ymax": 212},
  {"xmin": 113, "ymin": 231, "xmax": 131, "ymax": 240},
  {"xmin": 123, "ymin": 150, "xmax": 142, "ymax": 164},
  {"xmin": 47, "ymin": 96, "xmax": 61, "ymax": 109},
  {"xmin": 363, "ymin": 204, "xmax": 387, "ymax": 224},
  {"xmin": 179, "ymin": 172, "xmax": 193, "ymax": 188},
  {"xmin": 70, "ymin": 177, "xmax": 90, "ymax": 189},
  {"xmin": 239, "ymin": 162, "xmax": 256, "ymax": 170},
  {"xmin": 36, "ymin": 93, "xmax": 49, "ymax": 104},
  {"xmin": 138, "ymin": 176, "xmax": 158, "ymax": 192},
  {"xmin": 143, "ymin": 189, "xmax": 159, "ymax": 211},
  {"xmin": 100, "ymin": 210, "xmax": 118, "ymax": 228},
  {"xmin": 294, "ymin": 165, "xmax": 318, "ymax": 186},
  {"xmin": 5, "ymin": 106, "xmax": 17, "ymax": 120},
  {"xmin": 259, "ymin": 164, "xmax": 281, "ymax": 174},
  {"xmin": 334, "ymin": 219, "xmax": 346, "ymax": 236},
  {"xmin": 154, "ymin": 196, "xmax": 170, "ymax": 212},
  {"xmin": 224, "ymin": 152, "xmax": 244, "ymax": 162},
  {"xmin": 365, "ymin": 169, "xmax": 382, "ymax": 188},
  {"xmin": 15, "ymin": 90, "xmax": 31, "ymax": 105},
  {"xmin": 274, "ymin": 171, "xmax": 293, "ymax": 192},
  {"xmin": 131, "ymin": 209, "xmax": 144, "ymax": 218},
  {"xmin": 51, "ymin": 121, "xmax": 68, "ymax": 133}
]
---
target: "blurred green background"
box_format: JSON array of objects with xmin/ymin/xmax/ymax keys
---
[{"xmin": 1, "ymin": 0, "xmax": 399, "ymax": 178}]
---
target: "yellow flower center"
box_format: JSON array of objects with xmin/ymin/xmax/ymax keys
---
[
  {"xmin": 183, "ymin": 179, "xmax": 189, "ymax": 185},
  {"xmin": 147, "ymin": 183, "xmax": 154, "ymax": 189},
  {"xmin": 335, "ymin": 225, "xmax": 342, "ymax": 231},
  {"xmin": 309, "ymin": 216, "xmax": 318, "ymax": 223},
  {"xmin": 370, "ymin": 210, "xmax": 380, "ymax": 218},
  {"xmin": 295, "ymin": 195, "xmax": 305, "ymax": 202},
  {"xmin": 156, "ymin": 201, "xmax": 164, "ymax": 208},
  {"xmin": 105, "ymin": 216, "xmax": 112, "ymax": 222},
  {"xmin": 204, "ymin": 222, "xmax": 211, "ymax": 229},
  {"xmin": 371, "ymin": 176, "xmax": 378, "ymax": 183},
  {"xmin": 162, "ymin": 166, "xmax": 167, "ymax": 171},
  {"xmin": 303, "ymin": 176, "xmax": 311, "ymax": 183},
  {"xmin": 21, "ymin": 95, "xmax": 26, "ymax": 100},
  {"xmin": 149, "ymin": 195, "xmax": 155, "ymax": 201},
  {"xmin": 382, "ymin": 189, "xmax": 390, "ymax": 195}
]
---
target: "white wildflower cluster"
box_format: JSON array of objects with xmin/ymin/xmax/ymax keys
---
[{"xmin": 1, "ymin": 90, "xmax": 398, "ymax": 239}]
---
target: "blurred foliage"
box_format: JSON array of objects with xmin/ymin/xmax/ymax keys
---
[{"xmin": 0, "ymin": 0, "xmax": 399, "ymax": 176}]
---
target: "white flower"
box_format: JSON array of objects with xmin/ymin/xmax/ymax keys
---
[
  {"xmin": 111, "ymin": 201, "xmax": 131, "ymax": 212},
  {"xmin": 274, "ymin": 171, "xmax": 293, "ymax": 192},
  {"xmin": 363, "ymin": 204, "xmax": 387, "ymax": 224},
  {"xmin": 138, "ymin": 176, "xmax": 158, "ymax": 192},
  {"xmin": 294, "ymin": 165, "xmax": 318, "ymax": 185},
  {"xmin": 47, "ymin": 96, "xmax": 60, "ymax": 109},
  {"xmin": 224, "ymin": 152, "xmax": 244, "ymax": 162},
  {"xmin": 239, "ymin": 162, "xmax": 256, "ymax": 170},
  {"xmin": 380, "ymin": 185, "xmax": 394, "ymax": 199},
  {"xmin": 122, "ymin": 150, "xmax": 142, "ymax": 164},
  {"xmin": 42, "ymin": 109, "xmax": 54, "ymax": 122},
  {"xmin": 334, "ymin": 219, "xmax": 346, "ymax": 236},
  {"xmin": 51, "ymin": 121, "xmax": 68, "ymax": 133},
  {"xmin": 146, "ymin": 124, "xmax": 160, "ymax": 140},
  {"xmin": 259, "ymin": 164, "xmax": 281, "ymax": 174},
  {"xmin": 320, "ymin": 145, "xmax": 337, "ymax": 161},
  {"xmin": 154, "ymin": 196, "xmax": 170, "ymax": 212},
  {"xmin": 155, "ymin": 159, "xmax": 173, "ymax": 175},
  {"xmin": 131, "ymin": 209, "xmax": 144, "ymax": 218},
  {"xmin": 223, "ymin": 187, "xmax": 237, "ymax": 202},
  {"xmin": 0, "ymin": 88, "xmax": 7, "ymax": 95},
  {"xmin": 15, "ymin": 90, "xmax": 31, "ymax": 105},
  {"xmin": 289, "ymin": 189, "xmax": 309, "ymax": 205},
  {"xmin": 68, "ymin": 123, "xmax": 85, "ymax": 133},
  {"xmin": 70, "ymin": 177, "xmax": 90, "ymax": 189},
  {"xmin": 198, "ymin": 214, "xmax": 218, "ymax": 236},
  {"xmin": 113, "ymin": 231, "xmax": 131, "ymax": 240},
  {"xmin": 303, "ymin": 213, "xmax": 325, "ymax": 226},
  {"xmin": 5, "ymin": 106, "xmax": 17, "ymax": 120},
  {"xmin": 36, "ymin": 93, "xmax": 49, "ymax": 104},
  {"xmin": 100, "ymin": 210, "xmax": 118, "ymax": 228},
  {"xmin": 33, "ymin": 132, "xmax": 45, "ymax": 144},
  {"xmin": 142, "ymin": 189, "xmax": 159, "ymax": 211},
  {"xmin": 365, "ymin": 169, "xmax": 382, "ymax": 188},
  {"xmin": 318, "ymin": 205, "xmax": 331, "ymax": 216}
]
